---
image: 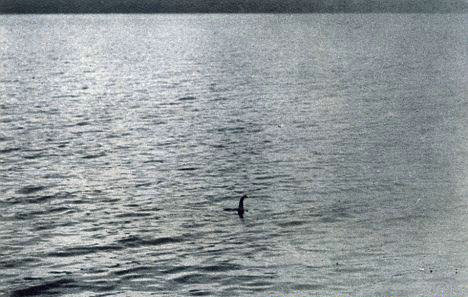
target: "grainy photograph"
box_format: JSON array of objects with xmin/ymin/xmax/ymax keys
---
[{"xmin": 0, "ymin": 1, "xmax": 466, "ymax": 296}]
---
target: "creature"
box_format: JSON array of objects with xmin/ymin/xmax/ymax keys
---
[{"xmin": 223, "ymin": 194, "xmax": 247, "ymax": 218}]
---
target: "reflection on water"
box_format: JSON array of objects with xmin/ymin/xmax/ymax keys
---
[{"xmin": 0, "ymin": 13, "xmax": 466, "ymax": 297}]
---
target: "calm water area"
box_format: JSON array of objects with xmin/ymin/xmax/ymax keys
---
[{"xmin": 0, "ymin": 13, "xmax": 467, "ymax": 296}]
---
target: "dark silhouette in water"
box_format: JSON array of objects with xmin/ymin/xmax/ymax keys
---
[{"xmin": 224, "ymin": 194, "xmax": 247, "ymax": 218}]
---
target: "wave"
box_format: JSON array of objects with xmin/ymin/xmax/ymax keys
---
[
  {"xmin": 178, "ymin": 96, "xmax": 197, "ymax": 101},
  {"xmin": 16, "ymin": 186, "xmax": 47, "ymax": 195},
  {"xmin": 10, "ymin": 279, "xmax": 74, "ymax": 297}
]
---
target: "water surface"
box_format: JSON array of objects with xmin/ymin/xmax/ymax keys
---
[{"xmin": 0, "ymin": 13, "xmax": 467, "ymax": 297}]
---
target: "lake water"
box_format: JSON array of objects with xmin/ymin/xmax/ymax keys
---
[{"xmin": 0, "ymin": 13, "xmax": 466, "ymax": 297}]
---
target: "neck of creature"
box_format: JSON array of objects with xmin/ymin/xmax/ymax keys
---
[{"xmin": 238, "ymin": 197, "xmax": 244, "ymax": 210}]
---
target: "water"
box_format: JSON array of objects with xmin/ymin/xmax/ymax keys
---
[{"xmin": 0, "ymin": 13, "xmax": 466, "ymax": 297}]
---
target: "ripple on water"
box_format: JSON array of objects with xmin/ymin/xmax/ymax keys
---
[
  {"xmin": 1, "ymin": 257, "xmax": 40, "ymax": 269},
  {"xmin": 275, "ymin": 220, "xmax": 308, "ymax": 228},
  {"xmin": 16, "ymin": 186, "xmax": 47, "ymax": 195},
  {"xmin": 177, "ymin": 167, "xmax": 199, "ymax": 171},
  {"xmin": 197, "ymin": 263, "xmax": 243, "ymax": 273},
  {"xmin": 47, "ymin": 245, "xmax": 124, "ymax": 258},
  {"xmin": 81, "ymin": 152, "xmax": 106, "ymax": 159},
  {"xmin": 114, "ymin": 211, "xmax": 154, "ymax": 219},
  {"xmin": 46, "ymin": 235, "xmax": 188, "ymax": 258},
  {"xmin": 75, "ymin": 121, "xmax": 90, "ymax": 127},
  {"xmin": 116, "ymin": 235, "xmax": 186, "ymax": 248},
  {"xmin": 112, "ymin": 265, "xmax": 153, "ymax": 277},
  {"xmin": 0, "ymin": 147, "xmax": 21, "ymax": 154},
  {"xmin": 178, "ymin": 96, "xmax": 197, "ymax": 101},
  {"xmin": 23, "ymin": 206, "xmax": 75, "ymax": 217},
  {"xmin": 7, "ymin": 191, "xmax": 73, "ymax": 205},
  {"xmin": 22, "ymin": 152, "xmax": 47, "ymax": 160},
  {"xmin": 10, "ymin": 278, "xmax": 74, "ymax": 297},
  {"xmin": 171, "ymin": 273, "xmax": 216, "ymax": 284},
  {"xmin": 188, "ymin": 289, "xmax": 211, "ymax": 296}
]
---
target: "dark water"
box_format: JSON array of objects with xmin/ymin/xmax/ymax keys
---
[{"xmin": 0, "ymin": 14, "xmax": 466, "ymax": 297}]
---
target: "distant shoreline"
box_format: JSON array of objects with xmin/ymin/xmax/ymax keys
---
[
  {"xmin": 0, "ymin": 11, "xmax": 467, "ymax": 15},
  {"xmin": 1, "ymin": 0, "xmax": 466, "ymax": 15}
]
